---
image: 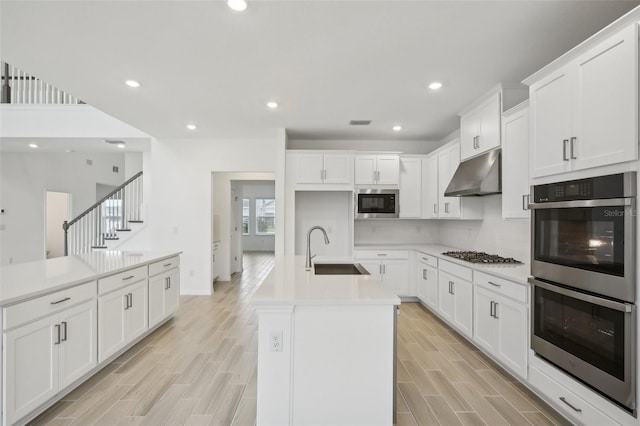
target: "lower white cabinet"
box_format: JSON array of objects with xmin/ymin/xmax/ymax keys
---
[
  {"xmin": 3, "ymin": 299, "xmax": 97, "ymax": 425},
  {"xmin": 437, "ymin": 270, "xmax": 473, "ymax": 338},
  {"xmin": 355, "ymin": 250, "xmax": 410, "ymax": 296},
  {"xmin": 416, "ymin": 262, "xmax": 438, "ymax": 310},
  {"xmin": 98, "ymin": 280, "xmax": 148, "ymax": 362},
  {"xmin": 149, "ymin": 267, "xmax": 180, "ymax": 328}
]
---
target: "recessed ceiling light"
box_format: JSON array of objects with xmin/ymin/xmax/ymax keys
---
[
  {"xmin": 266, "ymin": 101, "xmax": 279, "ymax": 109},
  {"xmin": 186, "ymin": 124, "xmax": 197, "ymax": 130},
  {"xmin": 227, "ymin": 0, "xmax": 247, "ymax": 11},
  {"xmin": 428, "ymin": 81, "xmax": 443, "ymax": 90},
  {"xmin": 28, "ymin": 143, "xmax": 38, "ymax": 149},
  {"xmin": 65, "ymin": 149, "xmax": 74, "ymax": 153},
  {"xmin": 393, "ymin": 125, "xmax": 402, "ymax": 132},
  {"xmin": 125, "ymin": 80, "xmax": 141, "ymax": 88},
  {"xmin": 117, "ymin": 143, "xmax": 126, "ymax": 149}
]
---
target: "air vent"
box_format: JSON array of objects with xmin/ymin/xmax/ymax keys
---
[
  {"xmin": 349, "ymin": 120, "xmax": 371, "ymax": 126},
  {"xmin": 86, "ymin": 159, "xmax": 93, "ymax": 166},
  {"xmin": 113, "ymin": 166, "xmax": 119, "ymax": 173}
]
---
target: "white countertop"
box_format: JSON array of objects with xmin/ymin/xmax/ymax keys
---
[
  {"xmin": 355, "ymin": 243, "xmax": 531, "ymax": 285},
  {"xmin": 0, "ymin": 250, "xmax": 181, "ymax": 307},
  {"xmin": 251, "ymin": 256, "xmax": 401, "ymax": 306}
]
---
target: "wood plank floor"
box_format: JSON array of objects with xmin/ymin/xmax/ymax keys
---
[{"xmin": 31, "ymin": 252, "xmax": 569, "ymax": 426}]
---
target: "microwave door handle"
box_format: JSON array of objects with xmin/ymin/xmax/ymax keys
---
[{"xmin": 529, "ymin": 198, "xmax": 632, "ymax": 209}]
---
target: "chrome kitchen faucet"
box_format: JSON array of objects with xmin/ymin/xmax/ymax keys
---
[{"xmin": 305, "ymin": 226, "xmax": 330, "ymax": 270}]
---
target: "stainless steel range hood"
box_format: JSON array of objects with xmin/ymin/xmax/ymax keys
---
[{"xmin": 444, "ymin": 148, "xmax": 501, "ymax": 196}]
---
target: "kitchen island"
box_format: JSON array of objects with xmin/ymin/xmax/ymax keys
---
[{"xmin": 251, "ymin": 256, "xmax": 401, "ymax": 426}]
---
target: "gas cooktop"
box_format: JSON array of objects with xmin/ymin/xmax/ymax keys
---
[{"xmin": 442, "ymin": 251, "xmax": 522, "ymax": 264}]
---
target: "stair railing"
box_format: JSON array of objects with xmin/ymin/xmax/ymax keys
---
[
  {"xmin": 1, "ymin": 61, "xmax": 82, "ymax": 105},
  {"xmin": 64, "ymin": 171, "xmax": 143, "ymax": 256}
]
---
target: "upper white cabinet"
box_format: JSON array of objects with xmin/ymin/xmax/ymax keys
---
[
  {"xmin": 502, "ymin": 101, "xmax": 530, "ymax": 219},
  {"xmin": 399, "ymin": 157, "xmax": 422, "ymax": 218},
  {"xmin": 421, "ymin": 154, "xmax": 439, "ymax": 219},
  {"xmin": 355, "ymin": 154, "xmax": 399, "ymax": 186},
  {"xmin": 437, "ymin": 144, "xmax": 461, "ymax": 218},
  {"xmin": 288, "ymin": 151, "xmax": 354, "ymax": 189},
  {"xmin": 460, "ymin": 92, "xmax": 501, "ymax": 160},
  {"xmin": 527, "ymin": 23, "xmax": 638, "ymax": 178}
]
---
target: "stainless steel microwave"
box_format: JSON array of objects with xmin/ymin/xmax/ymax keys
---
[{"xmin": 355, "ymin": 189, "xmax": 399, "ymax": 219}]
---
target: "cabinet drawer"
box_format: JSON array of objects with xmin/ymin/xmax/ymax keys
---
[
  {"xmin": 474, "ymin": 271, "xmax": 527, "ymax": 303},
  {"xmin": 438, "ymin": 259, "xmax": 473, "ymax": 282},
  {"xmin": 149, "ymin": 256, "xmax": 180, "ymax": 277},
  {"xmin": 416, "ymin": 252, "xmax": 438, "ymax": 268},
  {"xmin": 98, "ymin": 266, "xmax": 147, "ymax": 295},
  {"xmin": 353, "ymin": 250, "xmax": 409, "ymax": 260},
  {"xmin": 3, "ymin": 281, "xmax": 97, "ymax": 330},
  {"xmin": 529, "ymin": 366, "xmax": 619, "ymax": 425}
]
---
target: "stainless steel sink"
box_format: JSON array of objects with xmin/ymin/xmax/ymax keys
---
[{"xmin": 313, "ymin": 263, "xmax": 370, "ymax": 275}]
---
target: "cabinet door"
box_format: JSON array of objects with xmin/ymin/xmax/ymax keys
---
[
  {"xmin": 376, "ymin": 155, "xmax": 400, "ymax": 185},
  {"xmin": 502, "ymin": 105, "xmax": 530, "ymax": 219},
  {"xmin": 421, "ymin": 154, "xmax": 439, "ymax": 218},
  {"xmin": 98, "ymin": 288, "xmax": 127, "ymax": 362},
  {"xmin": 164, "ymin": 269, "xmax": 180, "ymax": 316},
  {"xmin": 148, "ymin": 274, "xmax": 166, "ymax": 328},
  {"xmin": 355, "ymin": 155, "xmax": 377, "ymax": 185},
  {"xmin": 439, "ymin": 144, "xmax": 461, "ymax": 218},
  {"xmin": 58, "ymin": 300, "xmax": 97, "ymax": 389},
  {"xmin": 126, "ymin": 281, "xmax": 148, "ymax": 341},
  {"xmin": 358, "ymin": 261, "xmax": 383, "ymax": 281},
  {"xmin": 573, "ymin": 24, "xmax": 638, "ymax": 171},
  {"xmin": 437, "ymin": 272, "xmax": 455, "ymax": 322},
  {"xmin": 4, "ymin": 315, "xmax": 59, "ymax": 425},
  {"xmin": 452, "ymin": 278, "xmax": 473, "ymax": 338},
  {"xmin": 399, "ymin": 157, "xmax": 422, "ymax": 218},
  {"xmin": 496, "ymin": 296, "xmax": 528, "ymax": 378},
  {"xmin": 382, "ymin": 260, "xmax": 409, "ymax": 296},
  {"xmin": 473, "ymin": 287, "xmax": 498, "ymax": 353},
  {"xmin": 424, "ymin": 265, "xmax": 438, "ymax": 310},
  {"xmin": 323, "ymin": 154, "xmax": 353, "ymax": 184},
  {"xmin": 460, "ymin": 110, "xmax": 480, "ymax": 160},
  {"xmin": 530, "ymin": 68, "xmax": 572, "ymax": 178},
  {"xmin": 295, "ymin": 154, "xmax": 324, "ymax": 184},
  {"xmin": 477, "ymin": 92, "xmax": 501, "ymax": 155}
]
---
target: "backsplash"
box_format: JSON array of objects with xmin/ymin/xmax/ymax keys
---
[
  {"xmin": 354, "ymin": 219, "xmax": 440, "ymax": 245},
  {"xmin": 437, "ymin": 195, "xmax": 530, "ymax": 263}
]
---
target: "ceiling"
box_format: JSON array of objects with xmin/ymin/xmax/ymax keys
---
[
  {"xmin": 1, "ymin": 1, "xmax": 638, "ymax": 142},
  {"xmin": 0, "ymin": 137, "xmax": 151, "ymax": 153}
]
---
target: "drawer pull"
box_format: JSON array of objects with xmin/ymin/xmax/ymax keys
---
[
  {"xmin": 377, "ymin": 254, "xmax": 387, "ymax": 257},
  {"xmin": 122, "ymin": 275, "xmax": 135, "ymax": 281},
  {"xmin": 559, "ymin": 397, "xmax": 582, "ymax": 413},
  {"xmin": 421, "ymin": 257, "xmax": 430, "ymax": 262},
  {"xmin": 50, "ymin": 297, "xmax": 71, "ymax": 305},
  {"xmin": 488, "ymin": 281, "xmax": 501, "ymax": 287},
  {"xmin": 163, "ymin": 263, "xmax": 172, "ymax": 267}
]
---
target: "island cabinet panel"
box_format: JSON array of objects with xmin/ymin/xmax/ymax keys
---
[
  {"xmin": 58, "ymin": 301, "xmax": 97, "ymax": 389},
  {"xmin": 353, "ymin": 250, "xmax": 411, "ymax": 296},
  {"xmin": 148, "ymin": 268, "xmax": 180, "ymax": 328}
]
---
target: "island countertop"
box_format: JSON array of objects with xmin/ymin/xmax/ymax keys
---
[
  {"xmin": 251, "ymin": 256, "xmax": 401, "ymax": 306},
  {"xmin": 0, "ymin": 250, "xmax": 181, "ymax": 307}
]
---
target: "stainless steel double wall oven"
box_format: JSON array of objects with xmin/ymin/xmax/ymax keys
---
[{"xmin": 529, "ymin": 172, "xmax": 637, "ymax": 413}]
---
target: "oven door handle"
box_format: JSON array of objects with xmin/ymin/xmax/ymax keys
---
[
  {"xmin": 529, "ymin": 198, "xmax": 633, "ymax": 209},
  {"xmin": 529, "ymin": 278, "xmax": 633, "ymax": 312}
]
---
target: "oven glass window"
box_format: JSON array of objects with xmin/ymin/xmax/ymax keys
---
[
  {"xmin": 534, "ymin": 285, "xmax": 625, "ymax": 380},
  {"xmin": 534, "ymin": 206, "xmax": 625, "ymax": 276},
  {"xmin": 358, "ymin": 194, "xmax": 396, "ymax": 214}
]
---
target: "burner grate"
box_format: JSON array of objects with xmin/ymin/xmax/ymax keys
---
[{"xmin": 442, "ymin": 251, "xmax": 522, "ymax": 264}]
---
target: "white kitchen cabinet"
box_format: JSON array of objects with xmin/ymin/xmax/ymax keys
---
[
  {"xmin": 399, "ymin": 157, "xmax": 422, "ymax": 218},
  {"xmin": 149, "ymin": 268, "xmax": 180, "ymax": 328},
  {"xmin": 473, "ymin": 272, "xmax": 528, "ymax": 379},
  {"xmin": 355, "ymin": 154, "xmax": 399, "ymax": 186},
  {"xmin": 421, "ymin": 154, "xmax": 439, "ymax": 219},
  {"xmin": 452, "ymin": 278, "xmax": 473, "ymax": 337},
  {"xmin": 98, "ymin": 279, "xmax": 148, "ymax": 362},
  {"xmin": 437, "ymin": 144, "xmax": 461, "ymax": 218},
  {"xmin": 293, "ymin": 152, "xmax": 353, "ymax": 185},
  {"xmin": 460, "ymin": 91, "xmax": 501, "ymax": 160},
  {"xmin": 502, "ymin": 101, "xmax": 530, "ymax": 219},
  {"xmin": 416, "ymin": 257, "xmax": 438, "ymax": 310},
  {"xmin": 3, "ymin": 299, "xmax": 96, "ymax": 425},
  {"xmin": 354, "ymin": 250, "xmax": 410, "ymax": 296},
  {"xmin": 438, "ymin": 260, "xmax": 473, "ymax": 338},
  {"xmin": 437, "ymin": 272, "xmax": 455, "ymax": 322},
  {"xmin": 528, "ymin": 23, "xmax": 638, "ymax": 178}
]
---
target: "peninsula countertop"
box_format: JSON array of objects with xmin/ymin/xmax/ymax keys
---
[
  {"xmin": 251, "ymin": 256, "xmax": 401, "ymax": 306},
  {"xmin": 0, "ymin": 250, "xmax": 181, "ymax": 307}
]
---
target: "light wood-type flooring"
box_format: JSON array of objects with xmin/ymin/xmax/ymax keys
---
[{"xmin": 31, "ymin": 251, "xmax": 569, "ymax": 426}]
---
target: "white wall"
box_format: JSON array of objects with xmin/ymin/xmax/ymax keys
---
[
  {"xmin": 438, "ymin": 195, "xmax": 530, "ymax": 263},
  {"xmin": 354, "ymin": 219, "xmax": 440, "ymax": 245},
  {"xmin": 0, "ymin": 151, "xmax": 125, "ymax": 264},
  {"xmin": 126, "ymin": 137, "xmax": 283, "ymax": 296},
  {"xmin": 124, "ymin": 152, "xmax": 143, "ymax": 179},
  {"xmin": 45, "ymin": 191, "xmax": 70, "ymax": 259},
  {"xmin": 240, "ymin": 180, "xmax": 276, "ymax": 252}
]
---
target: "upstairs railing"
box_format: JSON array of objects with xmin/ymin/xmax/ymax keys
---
[
  {"xmin": 64, "ymin": 172, "xmax": 143, "ymax": 256},
  {"xmin": 1, "ymin": 62, "xmax": 82, "ymax": 105}
]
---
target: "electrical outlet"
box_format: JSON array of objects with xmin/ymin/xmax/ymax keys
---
[{"xmin": 269, "ymin": 331, "xmax": 283, "ymax": 352}]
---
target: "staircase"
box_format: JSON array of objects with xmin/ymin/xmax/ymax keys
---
[{"xmin": 64, "ymin": 172, "xmax": 143, "ymax": 256}]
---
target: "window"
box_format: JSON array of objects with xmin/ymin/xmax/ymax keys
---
[
  {"xmin": 256, "ymin": 198, "xmax": 276, "ymax": 234},
  {"xmin": 242, "ymin": 198, "xmax": 250, "ymax": 235}
]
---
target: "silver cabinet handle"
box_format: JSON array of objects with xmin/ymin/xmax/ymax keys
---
[
  {"xmin": 444, "ymin": 202, "xmax": 449, "ymax": 213},
  {"xmin": 61, "ymin": 321, "xmax": 68, "ymax": 341},
  {"xmin": 166, "ymin": 277, "xmax": 171, "ymax": 290},
  {"xmin": 562, "ymin": 139, "xmax": 569, "ymax": 161},
  {"xmin": 163, "ymin": 263, "xmax": 172, "ymax": 267},
  {"xmin": 124, "ymin": 294, "xmax": 130, "ymax": 310},
  {"xmin": 570, "ymin": 136, "xmax": 577, "ymax": 159},
  {"xmin": 490, "ymin": 301, "xmax": 494, "ymax": 318},
  {"xmin": 382, "ymin": 264, "xmax": 386, "ymax": 274},
  {"xmin": 54, "ymin": 324, "xmax": 61, "ymax": 345},
  {"xmin": 422, "ymin": 269, "xmax": 427, "ymax": 280},
  {"xmin": 494, "ymin": 302, "xmax": 499, "ymax": 319},
  {"xmin": 449, "ymin": 281, "xmax": 455, "ymax": 294},
  {"xmin": 128, "ymin": 293, "xmax": 133, "ymax": 308},
  {"xmin": 51, "ymin": 297, "xmax": 71, "ymax": 305},
  {"xmin": 522, "ymin": 194, "xmax": 530, "ymax": 211},
  {"xmin": 122, "ymin": 275, "xmax": 135, "ymax": 281},
  {"xmin": 559, "ymin": 397, "xmax": 582, "ymax": 413},
  {"xmin": 433, "ymin": 203, "xmax": 437, "ymax": 214},
  {"xmin": 488, "ymin": 281, "xmax": 501, "ymax": 288},
  {"xmin": 377, "ymin": 253, "xmax": 387, "ymax": 256},
  {"xmin": 379, "ymin": 264, "xmax": 383, "ymax": 274}
]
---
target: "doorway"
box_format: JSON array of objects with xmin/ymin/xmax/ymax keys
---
[
  {"xmin": 230, "ymin": 186, "xmax": 242, "ymax": 275},
  {"xmin": 45, "ymin": 191, "xmax": 72, "ymax": 259}
]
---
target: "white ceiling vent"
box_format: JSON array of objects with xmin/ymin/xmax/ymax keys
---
[{"xmin": 349, "ymin": 120, "xmax": 371, "ymax": 126}]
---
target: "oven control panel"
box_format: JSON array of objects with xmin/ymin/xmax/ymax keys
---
[{"xmin": 533, "ymin": 173, "xmax": 634, "ymax": 203}]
